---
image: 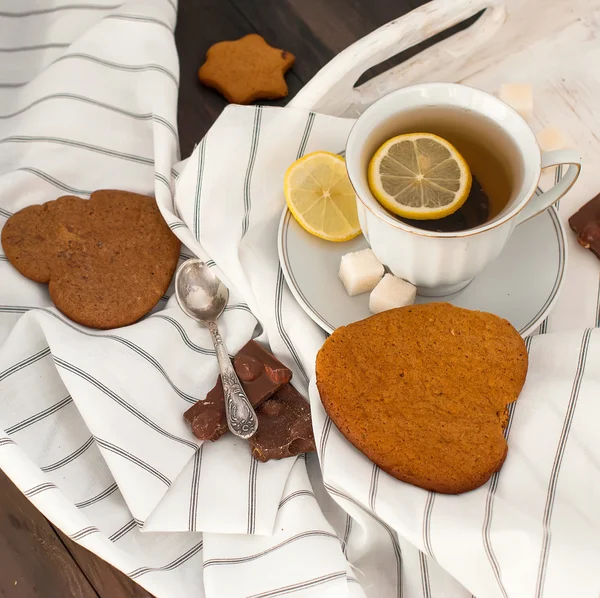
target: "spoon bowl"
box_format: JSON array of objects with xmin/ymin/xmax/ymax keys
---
[{"xmin": 175, "ymin": 258, "xmax": 228, "ymax": 323}]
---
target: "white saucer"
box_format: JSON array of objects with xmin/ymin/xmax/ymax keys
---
[{"xmin": 278, "ymin": 207, "xmax": 566, "ymax": 337}]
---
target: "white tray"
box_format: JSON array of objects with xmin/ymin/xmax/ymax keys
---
[{"xmin": 289, "ymin": 0, "xmax": 600, "ymax": 332}]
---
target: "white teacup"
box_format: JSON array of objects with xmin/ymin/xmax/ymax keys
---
[{"xmin": 345, "ymin": 83, "xmax": 582, "ymax": 296}]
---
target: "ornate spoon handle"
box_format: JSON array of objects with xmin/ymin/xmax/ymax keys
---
[{"xmin": 207, "ymin": 320, "xmax": 258, "ymax": 439}]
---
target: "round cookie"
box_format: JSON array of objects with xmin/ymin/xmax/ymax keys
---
[
  {"xmin": 315, "ymin": 303, "xmax": 528, "ymax": 494},
  {"xmin": 1, "ymin": 190, "xmax": 181, "ymax": 329}
]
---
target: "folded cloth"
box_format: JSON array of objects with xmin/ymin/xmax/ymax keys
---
[
  {"xmin": 1, "ymin": 2, "xmax": 600, "ymax": 598},
  {"xmin": 174, "ymin": 104, "xmax": 600, "ymax": 598},
  {"xmin": 0, "ymin": 2, "xmax": 355, "ymax": 597},
  {"xmin": 311, "ymin": 328, "xmax": 600, "ymax": 598}
]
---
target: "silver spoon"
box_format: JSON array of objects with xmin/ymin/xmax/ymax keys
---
[{"xmin": 174, "ymin": 258, "xmax": 258, "ymax": 439}]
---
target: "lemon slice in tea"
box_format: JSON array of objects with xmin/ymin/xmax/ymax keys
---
[
  {"xmin": 368, "ymin": 133, "xmax": 472, "ymax": 220},
  {"xmin": 284, "ymin": 151, "xmax": 361, "ymax": 242}
]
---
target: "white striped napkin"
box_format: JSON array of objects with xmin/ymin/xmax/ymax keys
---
[
  {"xmin": 174, "ymin": 104, "xmax": 600, "ymax": 598},
  {"xmin": 1, "ymin": 2, "xmax": 600, "ymax": 598},
  {"xmin": 0, "ymin": 2, "xmax": 357, "ymax": 598}
]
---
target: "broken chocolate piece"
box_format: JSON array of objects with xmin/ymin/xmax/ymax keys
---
[
  {"xmin": 235, "ymin": 354, "xmax": 263, "ymax": 382},
  {"xmin": 185, "ymin": 377, "xmax": 228, "ymax": 442},
  {"xmin": 569, "ymin": 194, "xmax": 600, "ymax": 260},
  {"xmin": 249, "ymin": 384, "xmax": 316, "ymax": 462},
  {"xmin": 184, "ymin": 340, "xmax": 292, "ymax": 441}
]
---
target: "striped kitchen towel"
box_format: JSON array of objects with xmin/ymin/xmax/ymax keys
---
[
  {"xmin": 174, "ymin": 103, "xmax": 600, "ymax": 598},
  {"xmin": 1, "ymin": 2, "xmax": 600, "ymax": 598},
  {"xmin": 0, "ymin": 2, "xmax": 356, "ymax": 598}
]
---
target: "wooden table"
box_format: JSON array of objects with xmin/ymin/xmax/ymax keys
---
[{"xmin": 0, "ymin": 0, "xmax": 476, "ymax": 595}]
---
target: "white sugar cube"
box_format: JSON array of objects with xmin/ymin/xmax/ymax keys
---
[
  {"xmin": 498, "ymin": 84, "xmax": 534, "ymax": 120},
  {"xmin": 369, "ymin": 274, "xmax": 416, "ymax": 314},
  {"xmin": 537, "ymin": 127, "xmax": 567, "ymax": 152},
  {"xmin": 338, "ymin": 248, "xmax": 384, "ymax": 296}
]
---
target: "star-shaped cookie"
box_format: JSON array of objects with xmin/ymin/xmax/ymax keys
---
[{"xmin": 198, "ymin": 34, "xmax": 295, "ymax": 104}]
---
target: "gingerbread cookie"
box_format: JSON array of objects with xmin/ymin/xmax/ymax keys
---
[
  {"xmin": 198, "ymin": 34, "xmax": 295, "ymax": 104},
  {"xmin": 316, "ymin": 303, "xmax": 528, "ymax": 494},
  {"xmin": 1, "ymin": 190, "xmax": 180, "ymax": 329}
]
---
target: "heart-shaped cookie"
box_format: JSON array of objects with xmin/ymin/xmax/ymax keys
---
[
  {"xmin": 315, "ymin": 303, "xmax": 528, "ymax": 494},
  {"xmin": 1, "ymin": 189, "xmax": 181, "ymax": 329}
]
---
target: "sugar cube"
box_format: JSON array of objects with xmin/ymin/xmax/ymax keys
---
[
  {"xmin": 338, "ymin": 248, "xmax": 384, "ymax": 296},
  {"xmin": 369, "ymin": 273, "xmax": 416, "ymax": 314},
  {"xmin": 498, "ymin": 84, "xmax": 534, "ymax": 121},
  {"xmin": 537, "ymin": 127, "xmax": 567, "ymax": 152}
]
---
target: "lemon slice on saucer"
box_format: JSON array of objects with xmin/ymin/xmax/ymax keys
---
[
  {"xmin": 284, "ymin": 151, "xmax": 361, "ymax": 242},
  {"xmin": 368, "ymin": 133, "xmax": 472, "ymax": 220}
]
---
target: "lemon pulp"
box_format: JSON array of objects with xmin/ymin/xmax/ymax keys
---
[
  {"xmin": 368, "ymin": 133, "xmax": 472, "ymax": 220},
  {"xmin": 284, "ymin": 151, "xmax": 361, "ymax": 242}
]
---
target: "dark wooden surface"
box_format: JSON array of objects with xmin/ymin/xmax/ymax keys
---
[
  {"xmin": 0, "ymin": 469, "xmax": 98, "ymax": 598},
  {"xmin": 0, "ymin": 0, "xmax": 475, "ymax": 595},
  {"xmin": 175, "ymin": 0, "xmax": 456, "ymax": 157}
]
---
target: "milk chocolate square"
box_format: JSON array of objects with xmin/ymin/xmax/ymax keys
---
[
  {"xmin": 184, "ymin": 340, "xmax": 292, "ymax": 441},
  {"xmin": 249, "ymin": 383, "xmax": 315, "ymax": 462},
  {"xmin": 569, "ymin": 193, "xmax": 600, "ymax": 260}
]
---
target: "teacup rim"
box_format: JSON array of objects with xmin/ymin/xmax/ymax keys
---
[{"xmin": 345, "ymin": 82, "xmax": 542, "ymax": 239}]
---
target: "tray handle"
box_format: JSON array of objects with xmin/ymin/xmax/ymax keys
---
[{"xmin": 290, "ymin": 0, "xmax": 506, "ymax": 115}]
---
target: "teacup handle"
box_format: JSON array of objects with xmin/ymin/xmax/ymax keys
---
[{"xmin": 516, "ymin": 150, "xmax": 582, "ymax": 225}]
